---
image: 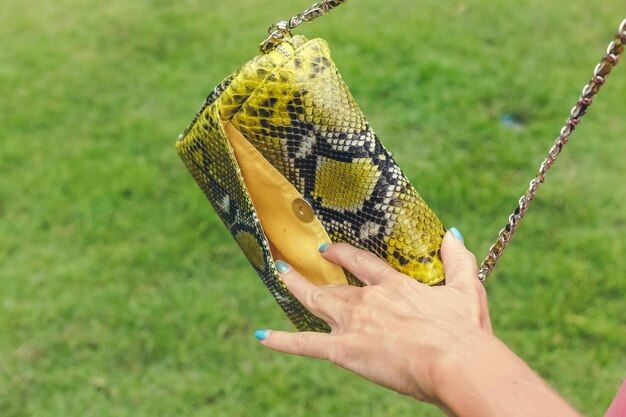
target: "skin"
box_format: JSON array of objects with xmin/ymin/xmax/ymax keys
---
[{"xmin": 257, "ymin": 231, "xmax": 583, "ymax": 417}]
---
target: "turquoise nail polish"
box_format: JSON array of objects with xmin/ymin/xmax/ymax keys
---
[
  {"xmin": 318, "ymin": 242, "xmax": 331, "ymax": 252},
  {"xmin": 254, "ymin": 330, "xmax": 268, "ymax": 340},
  {"xmin": 275, "ymin": 260, "xmax": 291, "ymax": 273},
  {"xmin": 450, "ymin": 227, "xmax": 464, "ymax": 242}
]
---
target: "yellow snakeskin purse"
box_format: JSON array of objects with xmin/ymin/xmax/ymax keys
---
[
  {"xmin": 176, "ymin": 5, "xmax": 444, "ymax": 332},
  {"xmin": 176, "ymin": 1, "xmax": 625, "ymax": 331}
]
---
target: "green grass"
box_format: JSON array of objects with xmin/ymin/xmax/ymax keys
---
[{"xmin": 1, "ymin": 0, "xmax": 624, "ymax": 415}]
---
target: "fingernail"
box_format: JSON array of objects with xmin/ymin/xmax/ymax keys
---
[
  {"xmin": 254, "ymin": 330, "xmax": 269, "ymax": 340},
  {"xmin": 450, "ymin": 227, "xmax": 464, "ymax": 242},
  {"xmin": 318, "ymin": 242, "xmax": 331, "ymax": 252},
  {"xmin": 274, "ymin": 260, "xmax": 291, "ymax": 273}
]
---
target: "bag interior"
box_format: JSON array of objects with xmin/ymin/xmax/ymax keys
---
[{"xmin": 222, "ymin": 120, "xmax": 348, "ymax": 286}]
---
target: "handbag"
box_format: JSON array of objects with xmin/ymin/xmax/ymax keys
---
[{"xmin": 176, "ymin": 1, "xmax": 625, "ymax": 331}]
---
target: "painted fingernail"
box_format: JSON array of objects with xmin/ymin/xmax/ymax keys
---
[
  {"xmin": 254, "ymin": 330, "xmax": 269, "ymax": 340},
  {"xmin": 450, "ymin": 227, "xmax": 464, "ymax": 242},
  {"xmin": 275, "ymin": 260, "xmax": 291, "ymax": 273},
  {"xmin": 318, "ymin": 242, "xmax": 331, "ymax": 252}
]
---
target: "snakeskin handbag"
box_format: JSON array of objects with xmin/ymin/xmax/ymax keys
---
[{"xmin": 176, "ymin": 1, "xmax": 625, "ymax": 331}]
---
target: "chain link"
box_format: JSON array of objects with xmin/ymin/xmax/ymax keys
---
[
  {"xmin": 260, "ymin": 0, "xmax": 347, "ymax": 53},
  {"xmin": 478, "ymin": 18, "xmax": 626, "ymax": 281}
]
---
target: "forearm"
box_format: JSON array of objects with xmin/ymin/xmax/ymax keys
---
[{"xmin": 431, "ymin": 332, "xmax": 582, "ymax": 417}]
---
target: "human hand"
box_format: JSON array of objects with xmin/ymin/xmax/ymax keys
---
[
  {"xmin": 255, "ymin": 228, "xmax": 493, "ymax": 404},
  {"xmin": 255, "ymin": 228, "xmax": 584, "ymax": 417}
]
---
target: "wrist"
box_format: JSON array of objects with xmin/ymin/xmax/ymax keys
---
[
  {"xmin": 428, "ymin": 328, "xmax": 499, "ymax": 411},
  {"xmin": 401, "ymin": 326, "xmax": 495, "ymax": 406},
  {"xmin": 428, "ymin": 331, "xmax": 582, "ymax": 417}
]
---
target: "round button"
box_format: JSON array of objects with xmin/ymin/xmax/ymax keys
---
[{"xmin": 292, "ymin": 198, "xmax": 315, "ymax": 223}]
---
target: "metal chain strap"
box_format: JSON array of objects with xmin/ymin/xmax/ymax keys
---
[
  {"xmin": 260, "ymin": 0, "xmax": 347, "ymax": 53},
  {"xmin": 478, "ymin": 18, "xmax": 626, "ymax": 281}
]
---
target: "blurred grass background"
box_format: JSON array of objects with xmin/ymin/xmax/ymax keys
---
[{"xmin": 1, "ymin": 0, "xmax": 624, "ymax": 415}]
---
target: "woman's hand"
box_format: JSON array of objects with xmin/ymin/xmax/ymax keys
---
[
  {"xmin": 255, "ymin": 229, "xmax": 583, "ymax": 417},
  {"xmin": 256, "ymin": 229, "xmax": 492, "ymax": 404}
]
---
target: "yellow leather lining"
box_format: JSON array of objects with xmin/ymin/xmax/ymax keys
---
[{"xmin": 223, "ymin": 121, "xmax": 348, "ymax": 286}]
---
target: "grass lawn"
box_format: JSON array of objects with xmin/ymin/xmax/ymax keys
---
[{"xmin": 1, "ymin": 0, "xmax": 624, "ymax": 415}]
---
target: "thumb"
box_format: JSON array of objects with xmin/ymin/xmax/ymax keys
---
[{"xmin": 441, "ymin": 227, "xmax": 479, "ymax": 291}]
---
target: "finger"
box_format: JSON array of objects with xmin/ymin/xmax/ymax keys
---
[
  {"xmin": 440, "ymin": 228, "xmax": 480, "ymax": 293},
  {"xmin": 319, "ymin": 243, "xmax": 398, "ymax": 286},
  {"xmin": 255, "ymin": 329, "xmax": 334, "ymax": 360},
  {"xmin": 275, "ymin": 260, "xmax": 345, "ymax": 323}
]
